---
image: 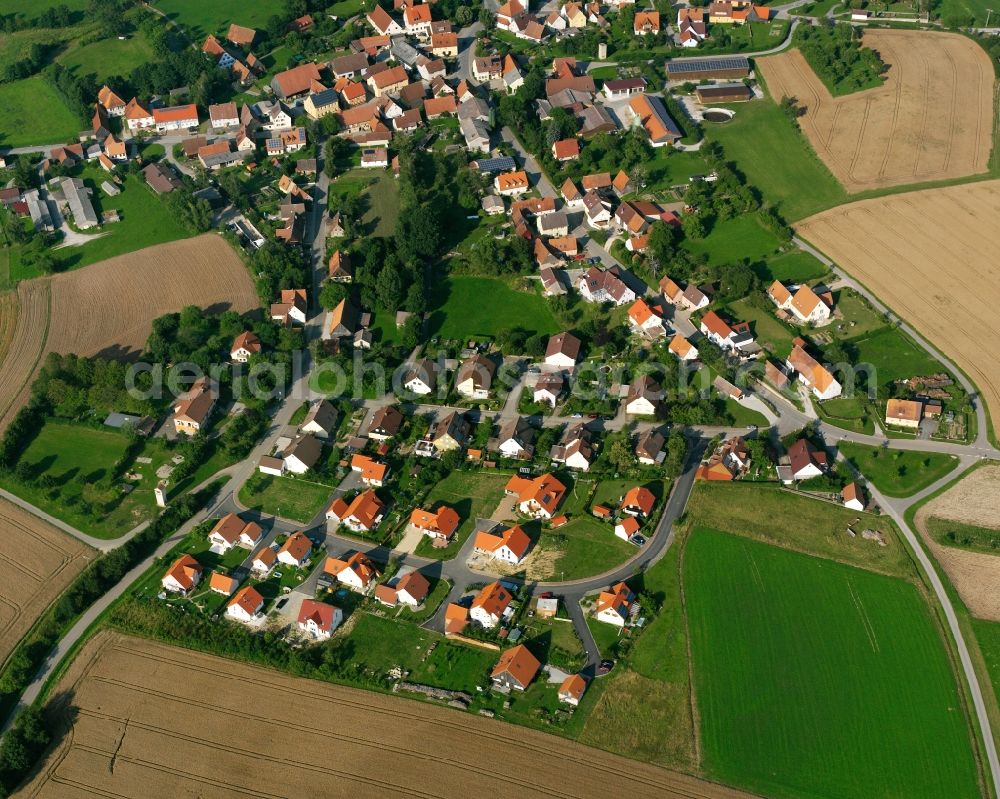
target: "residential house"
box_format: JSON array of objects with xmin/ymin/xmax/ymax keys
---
[
  {"xmin": 628, "ymin": 93, "xmax": 682, "ymax": 146},
  {"xmin": 98, "ymin": 85, "xmax": 127, "ymax": 116},
  {"xmin": 886, "ymin": 398, "xmax": 923, "ymax": 429},
  {"xmin": 700, "ymin": 310, "xmax": 754, "ymax": 352},
  {"xmin": 634, "ymin": 9, "xmax": 661, "ymax": 33},
  {"xmin": 582, "ymin": 190, "xmax": 612, "ymax": 227},
  {"xmin": 208, "ymin": 513, "xmax": 263, "ymax": 553},
  {"xmin": 283, "ymin": 434, "xmax": 322, "ymax": 474},
  {"xmin": 124, "ymin": 97, "xmax": 155, "ymax": 131},
  {"xmin": 677, "ymin": 283, "xmax": 709, "ymax": 310},
  {"xmin": 474, "ymin": 523, "xmax": 531, "ymax": 564},
  {"xmin": 367, "ymin": 5, "xmax": 404, "ymax": 35},
  {"xmin": 301, "ymin": 399, "xmax": 339, "ymax": 439},
  {"xmin": 495, "ymin": 170, "xmax": 530, "ymax": 196},
  {"xmin": 491, "ymin": 644, "xmax": 540, "ymax": 691},
  {"xmin": 304, "ymin": 88, "xmax": 341, "ymax": 120},
  {"xmin": 786, "ymin": 438, "xmax": 827, "ymax": 482},
  {"xmin": 271, "ymin": 62, "xmax": 324, "ymax": 100},
  {"xmin": 505, "ymin": 473, "xmax": 567, "ymax": 519},
  {"xmin": 198, "ymin": 140, "xmax": 247, "ymax": 170},
  {"xmin": 538, "ymin": 212, "xmax": 569, "ymax": 237},
  {"xmin": 271, "ymin": 288, "xmax": 308, "ymax": 325},
  {"xmin": 432, "ymin": 411, "xmax": 470, "ymax": 452},
  {"xmin": 696, "ymin": 436, "xmax": 751, "ymax": 481},
  {"xmin": 471, "ymin": 581, "xmax": 515, "ymax": 628},
  {"xmin": 786, "ymin": 345, "xmax": 842, "ymax": 400},
  {"xmin": 552, "ymin": 138, "xmax": 580, "ymax": 162},
  {"xmin": 533, "ymin": 373, "xmax": 565, "ymax": 407},
  {"xmin": 550, "ymin": 423, "xmax": 597, "ymax": 471},
  {"xmin": 497, "ymin": 416, "xmax": 534, "ymax": 459},
  {"xmin": 544, "ymin": 331, "xmax": 582, "ymax": 369},
  {"xmin": 410, "ymin": 505, "xmax": 461, "ymax": 542},
  {"xmin": 625, "ymin": 374, "xmax": 662, "ymax": 416},
  {"xmin": 578, "ymin": 265, "xmax": 637, "ymax": 306},
  {"xmin": 351, "ymin": 454, "xmax": 389, "ymax": 487},
  {"xmin": 431, "ymin": 31, "xmax": 459, "ymax": 57},
  {"xmin": 669, "ymin": 334, "xmax": 699, "ymax": 362},
  {"xmin": 161, "ymin": 554, "xmax": 203, "ymax": 593},
  {"xmin": 595, "ymin": 582, "xmax": 635, "ymax": 627},
  {"xmin": 360, "ymin": 147, "xmax": 389, "ymax": 167},
  {"xmin": 209, "ymin": 572, "xmax": 239, "ymax": 597},
  {"xmin": 324, "ymin": 552, "xmax": 380, "ymax": 593},
  {"xmin": 635, "ymin": 429, "xmax": 666, "ymax": 465},
  {"xmin": 173, "ymin": 377, "xmax": 216, "ymax": 435},
  {"xmin": 559, "ymin": 674, "xmax": 587, "ymax": 706},
  {"xmin": 622, "ymin": 486, "xmax": 656, "ymax": 518},
  {"xmin": 328, "ymin": 489, "xmax": 385, "ymax": 532},
  {"xmin": 297, "ymin": 599, "xmax": 343, "ymax": 639},
  {"xmin": 226, "ymin": 586, "xmax": 265, "ymax": 623},
  {"xmin": 842, "ymin": 482, "xmax": 866, "ymax": 511},
  {"xmin": 602, "ymin": 78, "xmax": 647, "ymax": 99},
  {"xmin": 367, "ymin": 405, "xmax": 404, "ymax": 440},
  {"xmin": 327, "ymin": 297, "xmax": 361, "ymax": 339},
  {"xmin": 456, "ymin": 355, "xmax": 497, "ymax": 399},
  {"xmin": 277, "ymin": 532, "xmax": 313, "ymax": 567},
  {"xmin": 251, "ymin": 547, "xmax": 277, "ymax": 575},
  {"xmin": 767, "ymin": 280, "xmax": 832, "ymax": 324},
  {"xmin": 209, "ymin": 101, "xmax": 239, "ymax": 128},
  {"xmin": 368, "ymin": 65, "xmax": 409, "ymax": 97},
  {"xmin": 615, "ymin": 515, "xmax": 640, "ymax": 541},
  {"xmin": 152, "ymin": 104, "xmax": 199, "ymax": 133},
  {"xmin": 627, "ymin": 299, "xmax": 667, "ymax": 340},
  {"xmin": 403, "ymin": 358, "xmax": 439, "ymax": 395}
]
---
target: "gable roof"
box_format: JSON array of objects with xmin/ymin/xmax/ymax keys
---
[
  {"xmin": 298, "ymin": 599, "xmax": 338, "ymax": 631},
  {"xmin": 228, "ymin": 585, "xmax": 264, "ymax": 615},
  {"xmin": 474, "ymin": 523, "xmax": 531, "ymax": 559},
  {"xmin": 473, "ymin": 581, "xmax": 514, "ymax": 617},
  {"xmin": 491, "ymin": 644, "xmax": 540, "ymax": 687},
  {"xmin": 163, "ymin": 554, "xmax": 202, "ymax": 590}
]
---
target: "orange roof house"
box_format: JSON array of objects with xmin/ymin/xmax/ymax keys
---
[
  {"xmin": 474, "ymin": 524, "xmax": 531, "ymax": 563},
  {"xmin": 227, "ymin": 23, "xmax": 257, "ymax": 46},
  {"xmin": 491, "ymin": 644, "xmax": 541, "ymax": 691},
  {"xmin": 445, "ymin": 602, "xmax": 469, "ymax": 634},
  {"xmin": 209, "ymin": 572, "xmax": 239, "ymax": 596},
  {"xmin": 622, "ymin": 486, "xmax": 656, "ymax": 516},
  {"xmin": 505, "ymin": 473, "xmax": 567, "ymax": 518},
  {"xmin": 634, "ymin": 10, "xmax": 661, "ymax": 33},
  {"xmin": 161, "ymin": 554, "xmax": 202, "ymax": 592},
  {"xmin": 410, "ymin": 506, "xmax": 461, "ymax": 539},
  {"xmin": 552, "ymin": 138, "xmax": 580, "ymax": 161},
  {"xmin": 471, "ymin": 581, "xmax": 514, "ymax": 626},
  {"xmin": 559, "ymin": 673, "xmax": 587, "ymax": 705},
  {"xmin": 350, "ymin": 454, "xmax": 389, "ymax": 485}
]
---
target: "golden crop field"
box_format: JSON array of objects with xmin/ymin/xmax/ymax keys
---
[
  {"xmin": 758, "ymin": 30, "xmax": 994, "ymax": 193},
  {"xmin": 17, "ymin": 633, "xmax": 758, "ymax": 799},
  {"xmin": 797, "ymin": 179, "xmax": 1000, "ymax": 434},
  {"xmin": 0, "ymin": 498, "xmax": 93, "ymax": 666}
]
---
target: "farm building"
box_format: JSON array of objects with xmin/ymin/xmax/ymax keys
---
[
  {"xmin": 666, "ymin": 55, "xmax": 750, "ymax": 81},
  {"xmin": 695, "ymin": 84, "xmax": 753, "ymax": 103}
]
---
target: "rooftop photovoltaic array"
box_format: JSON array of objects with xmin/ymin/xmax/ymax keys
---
[{"xmin": 666, "ymin": 56, "xmax": 750, "ymax": 75}]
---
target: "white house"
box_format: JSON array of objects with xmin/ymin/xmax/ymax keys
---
[
  {"xmin": 767, "ymin": 281, "xmax": 832, "ymax": 324},
  {"xmin": 207, "ymin": 513, "xmax": 263, "ymax": 554},
  {"xmin": 227, "ymin": 587, "xmax": 265, "ymax": 623},
  {"xmin": 544, "ymin": 332, "xmax": 582, "ymax": 370},
  {"xmin": 403, "ymin": 359, "xmax": 438, "ymax": 395},
  {"xmin": 161, "ymin": 555, "xmax": 202, "ymax": 594},
  {"xmin": 324, "ymin": 552, "xmax": 379, "ymax": 594},
  {"xmin": 842, "ymin": 482, "xmax": 866, "ymax": 511},
  {"xmin": 473, "ymin": 523, "xmax": 531, "ymax": 565},
  {"xmin": 276, "ymin": 532, "xmax": 313, "ymax": 568},
  {"xmin": 594, "ymin": 582, "xmax": 634, "ymax": 627},
  {"xmin": 283, "ymin": 434, "xmax": 322, "ymax": 475},
  {"xmin": 300, "ymin": 399, "xmax": 338, "ymax": 439},
  {"xmin": 251, "ymin": 547, "xmax": 277, "ymax": 576},
  {"xmin": 469, "ymin": 581, "xmax": 514, "ymax": 628},
  {"xmin": 297, "ymin": 599, "xmax": 343, "ymax": 639}
]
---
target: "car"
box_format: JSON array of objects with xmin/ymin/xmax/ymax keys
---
[
  {"xmin": 597, "ymin": 659, "xmax": 615, "ymax": 675},
  {"xmin": 588, "ymin": 413, "xmax": 599, "ymax": 419},
  {"xmin": 275, "ymin": 597, "xmax": 289, "ymax": 610},
  {"xmin": 630, "ymin": 534, "xmax": 647, "ymax": 547},
  {"xmin": 571, "ymin": 413, "xmax": 583, "ymax": 418}
]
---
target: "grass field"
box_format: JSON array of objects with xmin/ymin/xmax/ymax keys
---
[
  {"xmin": 427, "ymin": 277, "xmax": 559, "ymax": 342},
  {"xmin": 238, "ymin": 474, "xmax": 332, "ymax": 523},
  {"xmin": 844, "ymin": 326, "xmax": 945, "ymax": 387},
  {"xmin": 704, "ymin": 95, "xmax": 847, "ymax": 222},
  {"xmin": 728, "ymin": 297, "xmax": 795, "ymax": 359},
  {"xmin": 755, "ymin": 249, "xmax": 830, "ymax": 283},
  {"xmin": 723, "ymin": 397, "xmax": 769, "ymax": 427},
  {"xmin": 685, "ymin": 527, "xmax": 981, "ymax": 799},
  {"xmin": 153, "ymin": 0, "xmax": 283, "ymax": 39},
  {"xmin": 684, "ymin": 481, "xmax": 912, "ymax": 575},
  {"xmin": 414, "ymin": 470, "xmax": 510, "ymax": 559},
  {"xmin": 0, "ymin": 77, "xmax": 82, "ymax": 148},
  {"xmin": 57, "ymin": 31, "xmax": 155, "ymax": 81},
  {"xmin": 939, "ymin": 0, "xmax": 995, "ymax": 23},
  {"xmin": 0, "ymin": 420, "xmax": 154, "ymax": 538},
  {"xmin": 409, "ymin": 639, "xmax": 496, "ymax": 693},
  {"xmin": 361, "ymin": 171, "xmax": 401, "ymax": 237},
  {"xmin": 684, "ymin": 214, "xmax": 781, "ymax": 264},
  {"xmin": 816, "ymin": 396, "xmax": 876, "ymax": 434},
  {"xmin": 837, "ymin": 441, "xmax": 958, "ymax": 497}
]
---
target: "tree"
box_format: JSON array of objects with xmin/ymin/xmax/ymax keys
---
[
  {"xmin": 606, "ymin": 435, "xmax": 634, "ymax": 473},
  {"xmin": 682, "ymin": 213, "xmax": 706, "ymax": 240},
  {"xmin": 663, "ymin": 430, "xmax": 687, "ymax": 477},
  {"xmin": 455, "ymin": 5, "xmax": 473, "ymax": 25},
  {"xmin": 319, "ymin": 280, "xmax": 348, "ymax": 310},
  {"xmin": 374, "ymin": 262, "xmax": 404, "ymax": 311}
]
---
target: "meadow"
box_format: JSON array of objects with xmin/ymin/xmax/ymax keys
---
[
  {"xmin": 683, "ymin": 214, "xmax": 781, "ymax": 265},
  {"xmin": 685, "ymin": 527, "xmax": 982, "ymax": 799},
  {"xmin": 426, "ymin": 277, "xmax": 559, "ymax": 342},
  {"xmin": 837, "ymin": 441, "xmax": 959, "ymax": 497},
  {"xmin": 0, "ymin": 78, "xmax": 81, "ymax": 148},
  {"xmin": 414, "ymin": 470, "xmax": 510, "ymax": 559},
  {"xmin": 704, "ymin": 93, "xmax": 847, "ymax": 222},
  {"xmin": 754, "ymin": 249, "xmax": 829, "ymax": 284},
  {"xmin": 238, "ymin": 473, "xmax": 332, "ymax": 523},
  {"xmin": 152, "ymin": 0, "xmax": 284, "ymax": 40},
  {"xmin": 57, "ymin": 31, "xmax": 155, "ymax": 81}
]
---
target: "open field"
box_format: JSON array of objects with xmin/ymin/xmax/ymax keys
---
[
  {"xmin": 19, "ymin": 632, "xmax": 757, "ymax": 799},
  {"xmin": 56, "ymin": 32, "xmax": 154, "ymax": 81},
  {"xmin": 685, "ymin": 527, "xmax": 982, "ymax": 799},
  {"xmin": 0, "ymin": 292, "xmax": 17, "ymax": 365},
  {"xmin": 837, "ymin": 441, "xmax": 958, "ymax": 497},
  {"xmin": 427, "ymin": 277, "xmax": 559, "ymax": 342},
  {"xmin": 797, "ymin": 180, "xmax": 1000, "ymax": 434},
  {"xmin": 415, "ymin": 470, "xmax": 510, "ymax": 559},
  {"xmin": 151, "ymin": 0, "xmax": 283, "ymax": 40},
  {"xmin": 238, "ymin": 474, "xmax": 332, "ymax": 524},
  {"xmin": 0, "ymin": 498, "xmax": 93, "ymax": 667},
  {"xmin": 0, "ymin": 235, "xmax": 258, "ymax": 434},
  {"xmin": 758, "ymin": 31, "xmax": 994, "ymax": 193},
  {"xmin": 915, "ymin": 464, "xmax": 1000, "ymax": 620},
  {"xmin": 0, "ymin": 77, "xmax": 82, "ymax": 149}
]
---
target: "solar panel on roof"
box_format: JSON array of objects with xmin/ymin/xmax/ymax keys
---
[
  {"xmin": 472, "ymin": 156, "xmax": 518, "ymax": 173},
  {"xmin": 665, "ymin": 55, "xmax": 750, "ymax": 74}
]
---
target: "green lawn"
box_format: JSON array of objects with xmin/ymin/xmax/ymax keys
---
[
  {"xmin": 0, "ymin": 77, "xmax": 82, "ymax": 148},
  {"xmin": 56, "ymin": 30, "xmax": 154, "ymax": 81},
  {"xmin": 938, "ymin": 0, "xmax": 995, "ymax": 23},
  {"xmin": 409, "ymin": 640, "xmax": 495, "ymax": 693},
  {"xmin": 837, "ymin": 442, "xmax": 958, "ymax": 498},
  {"xmin": 831, "ymin": 289, "xmax": 888, "ymax": 340},
  {"xmin": 521, "ymin": 614, "xmax": 585, "ymax": 671},
  {"xmin": 755, "ymin": 249, "xmax": 830, "ymax": 283},
  {"xmin": 238, "ymin": 473, "xmax": 332, "ymax": 523},
  {"xmin": 844, "ymin": 326, "xmax": 948, "ymax": 387},
  {"xmin": 50, "ymin": 171, "xmax": 193, "ymax": 272},
  {"xmin": 926, "ymin": 515, "xmax": 1000, "ymax": 554},
  {"xmin": 815, "ymin": 396, "xmax": 876, "ymax": 435},
  {"xmin": 426, "ymin": 277, "xmax": 559, "ymax": 342},
  {"xmin": 414, "ymin": 470, "xmax": 510, "ymax": 560},
  {"xmin": 728, "ymin": 297, "xmax": 795, "ymax": 359},
  {"xmin": 328, "ymin": 0, "xmax": 371, "ymax": 16},
  {"xmin": 361, "ymin": 172, "xmax": 401, "ymax": 237},
  {"xmin": 683, "ymin": 214, "xmax": 781, "ymax": 265},
  {"xmin": 153, "ymin": 0, "xmax": 284, "ymax": 40},
  {"xmin": 341, "ymin": 613, "xmax": 436, "ymax": 674},
  {"xmin": 0, "ymin": 420, "xmax": 151, "ymax": 538},
  {"xmin": 723, "ymin": 398, "xmax": 769, "ymax": 427},
  {"xmin": 705, "ymin": 96, "xmax": 847, "ymax": 222},
  {"xmin": 685, "ymin": 481, "xmax": 912, "ymax": 575},
  {"xmin": 685, "ymin": 527, "xmax": 981, "ymax": 799}
]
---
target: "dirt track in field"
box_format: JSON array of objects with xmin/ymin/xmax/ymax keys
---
[
  {"xmin": 758, "ymin": 30, "xmax": 994, "ymax": 193},
  {"xmin": 0, "ymin": 235, "xmax": 258, "ymax": 433},
  {"xmin": 0, "ymin": 498, "xmax": 93, "ymax": 667},
  {"xmin": 797, "ymin": 179, "xmax": 1000, "ymax": 435},
  {"xmin": 915, "ymin": 466, "xmax": 1000, "ymax": 621},
  {"xmin": 16, "ymin": 633, "xmax": 758, "ymax": 799}
]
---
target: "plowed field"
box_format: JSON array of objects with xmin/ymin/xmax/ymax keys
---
[{"xmin": 16, "ymin": 633, "xmax": 758, "ymax": 799}]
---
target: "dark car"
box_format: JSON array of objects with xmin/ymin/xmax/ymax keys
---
[{"xmin": 597, "ymin": 659, "xmax": 615, "ymax": 675}]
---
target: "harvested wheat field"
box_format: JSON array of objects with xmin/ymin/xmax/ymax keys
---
[
  {"xmin": 17, "ymin": 633, "xmax": 757, "ymax": 799},
  {"xmin": 797, "ymin": 180, "xmax": 1000, "ymax": 431},
  {"xmin": 758, "ymin": 30, "xmax": 994, "ymax": 192},
  {"xmin": 0, "ymin": 497, "xmax": 92, "ymax": 667},
  {"xmin": 915, "ymin": 465, "xmax": 1000, "ymax": 620},
  {"xmin": 0, "ymin": 280, "xmax": 50, "ymax": 431},
  {"xmin": 0, "ymin": 235, "xmax": 258, "ymax": 433}
]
